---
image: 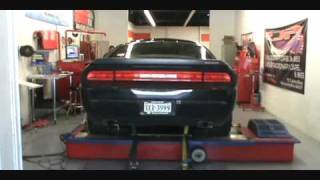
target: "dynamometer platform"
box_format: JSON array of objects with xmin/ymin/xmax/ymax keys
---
[{"xmin": 61, "ymin": 119, "xmax": 300, "ymax": 169}]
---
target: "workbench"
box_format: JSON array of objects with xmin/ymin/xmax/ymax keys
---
[
  {"xmin": 19, "ymin": 80, "xmax": 43, "ymax": 124},
  {"xmin": 28, "ymin": 73, "xmax": 72, "ymax": 124}
]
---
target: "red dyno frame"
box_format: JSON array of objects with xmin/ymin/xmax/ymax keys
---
[{"xmin": 65, "ymin": 125, "xmax": 298, "ymax": 162}]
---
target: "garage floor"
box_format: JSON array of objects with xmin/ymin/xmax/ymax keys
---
[{"xmin": 22, "ymin": 106, "xmax": 320, "ymax": 170}]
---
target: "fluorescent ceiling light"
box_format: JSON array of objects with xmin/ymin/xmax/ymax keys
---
[
  {"xmin": 184, "ymin": 10, "xmax": 196, "ymax": 27},
  {"xmin": 144, "ymin": 10, "xmax": 156, "ymax": 27}
]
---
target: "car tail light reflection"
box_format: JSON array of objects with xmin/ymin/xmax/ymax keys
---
[{"xmin": 115, "ymin": 70, "xmax": 202, "ymax": 82}]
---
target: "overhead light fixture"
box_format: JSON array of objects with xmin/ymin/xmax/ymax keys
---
[
  {"xmin": 144, "ymin": 10, "xmax": 156, "ymax": 27},
  {"xmin": 184, "ymin": 10, "xmax": 196, "ymax": 27}
]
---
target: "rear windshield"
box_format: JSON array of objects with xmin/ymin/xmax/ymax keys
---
[{"xmin": 108, "ymin": 41, "xmax": 216, "ymax": 60}]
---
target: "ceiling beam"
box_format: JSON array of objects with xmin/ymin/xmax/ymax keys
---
[{"xmin": 184, "ymin": 10, "xmax": 196, "ymax": 27}]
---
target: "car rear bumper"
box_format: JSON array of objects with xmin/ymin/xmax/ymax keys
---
[{"xmin": 84, "ymin": 87, "xmax": 236, "ymax": 131}]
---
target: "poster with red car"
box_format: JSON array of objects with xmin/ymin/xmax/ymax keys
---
[{"xmin": 264, "ymin": 19, "xmax": 307, "ymax": 94}]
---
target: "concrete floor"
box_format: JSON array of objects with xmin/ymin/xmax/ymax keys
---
[{"xmin": 22, "ymin": 106, "xmax": 320, "ymax": 170}]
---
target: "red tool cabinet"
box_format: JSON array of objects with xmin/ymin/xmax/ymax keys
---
[
  {"xmin": 236, "ymin": 50, "xmax": 261, "ymax": 104},
  {"xmin": 56, "ymin": 60, "xmax": 90, "ymax": 100}
]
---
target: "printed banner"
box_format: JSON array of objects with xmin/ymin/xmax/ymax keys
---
[
  {"xmin": 263, "ymin": 19, "xmax": 307, "ymax": 94},
  {"xmin": 74, "ymin": 10, "xmax": 94, "ymax": 29},
  {"xmin": 25, "ymin": 10, "xmax": 70, "ymax": 27}
]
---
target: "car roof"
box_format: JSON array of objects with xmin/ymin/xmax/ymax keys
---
[
  {"xmin": 152, "ymin": 38, "xmax": 196, "ymax": 44},
  {"xmin": 128, "ymin": 38, "xmax": 197, "ymax": 45}
]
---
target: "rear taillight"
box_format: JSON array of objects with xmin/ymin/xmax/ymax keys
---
[
  {"xmin": 203, "ymin": 72, "xmax": 231, "ymax": 83},
  {"xmin": 87, "ymin": 70, "xmax": 231, "ymax": 83},
  {"xmin": 115, "ymin": 70, "xmax": 202, "ymax": 82},
  {"xmin": 87, "ymin": 71, "xmax": 114, "ymax": 81}
]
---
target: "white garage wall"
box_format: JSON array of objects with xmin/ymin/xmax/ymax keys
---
[
  {"xmin": 166, "ymin": 27, "xmax": 200, "ymax": 41},
  {"xmin": 235, "ymin": 10, "xmax": 320, "ymax": 141},
  {"xmin": 209, "ymin": 10, "xmax": 236, "ymax": 59},
  {"xmin": 0, "ymin": 10, "xmax": 23, "ymax": 170},
  {"xmin": 130, "ymin": 25, "xmax": 210, "ymax": 48},
  {"xmin": 13, "ymin": 10, "xmax": 74, "ymax": 126},
  {"xmin": 94, "ymin": 10, "xmax": 128, "ymax": 46},
  {"xmin": 130, "ymin": 26, "xmax": 167, "ymax": 39}
]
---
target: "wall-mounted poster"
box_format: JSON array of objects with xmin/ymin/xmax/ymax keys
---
[
  {"xmin": 263, "ymin": 19, "xmax": 307, "ymax": 94},
  {"xmin": 74, "ymin": 10, "xmax": 95, "ymax": 30},
  {"xmin": 25, "ymin": 10, "xmax": 70, "ymax": 27},
  {"xmin": 241, "ymin": 32, "xmax": 253, "ymax": 47}
]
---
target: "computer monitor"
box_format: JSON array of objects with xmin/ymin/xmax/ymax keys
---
[{"xmin": 66, "ymin": 45, "xmax": 80, "ymax": 59}]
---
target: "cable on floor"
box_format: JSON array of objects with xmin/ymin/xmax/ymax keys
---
[
  {"xmin": 23, "ymin": 132, "xmax": 70, "ymax": 169},
  {"xmin": 24, "ymin": 156, "xmax": 67, "ymax": 170},
  {"xmin": 23, "ymin": 151, "xmax": 66, "ymax": 159}
]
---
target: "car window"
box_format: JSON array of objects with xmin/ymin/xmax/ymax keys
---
[
  {"xmin": 108, "ymin": 41, "xmax": 216, "ymax": 60},
  {"xmin": 204, "ymin": 47, "xmax": 216, "ymax": 59},
  {"xmin": 105, "ymin": 45, "xmax": 127, "ymax": 58},
  {"xmin": 131, "ymin": 42, "xmax": 202, "ymax": 59}
]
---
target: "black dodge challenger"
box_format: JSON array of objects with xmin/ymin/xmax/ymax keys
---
[{"xmin": 82, "ymin": 38, "xmax": 237, "ymax": 137}]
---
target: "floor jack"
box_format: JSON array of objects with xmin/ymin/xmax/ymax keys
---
[{"xmin": 62, "ymin": 119, "xmax": 300, "ymax": 170}]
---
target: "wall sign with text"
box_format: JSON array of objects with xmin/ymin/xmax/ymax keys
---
[
  {"xmin": 74, "ymin": 10, "xmax": 95, "ymax": 30},
  {"xmin": 263, "ymin": 19, "xmax": 307, "ymax": 94},
  {"xmin": 25, "ymin": 10, "xmax": 70, "ymax": 27}
]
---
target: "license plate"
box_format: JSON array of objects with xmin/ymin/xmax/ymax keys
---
[{"xmin": 142, "ymin": 101, "xmax": 173, "ymax": 115}]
